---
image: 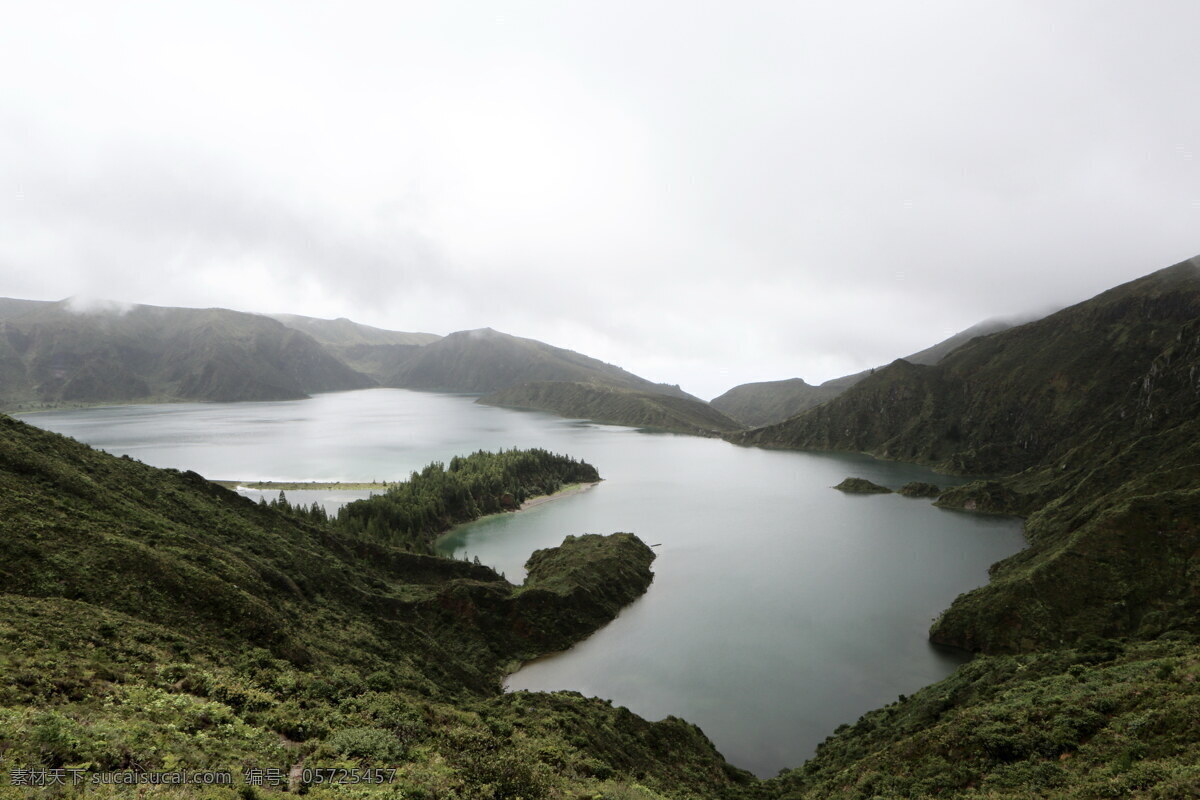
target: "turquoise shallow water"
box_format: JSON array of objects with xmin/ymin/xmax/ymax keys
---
[{"xmin": 19, "ymin": 388, "xmax": 1025, "ymax": 777}]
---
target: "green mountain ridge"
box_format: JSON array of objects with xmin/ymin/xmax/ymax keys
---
[
  {"xmin": 0, "ymin": 300, "xmax": 373, "ymax": 409},
  {"xmin": 478, "ymin": 380, "xmax": 745, "ymax": 436},
  {"xmin": 0, "ymin": 300, "xmax": 725, "ymax": 430}
]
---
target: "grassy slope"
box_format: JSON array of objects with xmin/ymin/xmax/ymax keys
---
[
  {"xmin": 0, "ymin": 416, "xmax": 753, "ymax": 798},
  {"xmin": 733, "ymin": 262, "xmax": 1200, "ymax": 474},
  {"xmin": 479, "ymin": 380, "xmax": 745, "ymax": 436},
  {"xmin": 770, "ymin": 637, "xmax": 1200, "ymax": 799}
]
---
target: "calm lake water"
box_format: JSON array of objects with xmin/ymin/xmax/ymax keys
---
[{"xmin": 18, "ymin": 388, "xmax": 1024, "ymax": 777}]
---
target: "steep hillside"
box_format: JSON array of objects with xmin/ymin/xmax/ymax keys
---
[
  {"xmin": 480, "ymin": 380, "xmax": 745, "ymax": 436},
  {"xmin": 0, "ymin": 300, "xmax": 373, "ymax": 409},
  {"xmin": 732, "ymin": 258, "xmax": 1200, "ymax": 655},
  {"xmin": 902, "ymin": 317, "xmax": 1018, "ymax": 366},
  {"xmin": 712, "ymin": 318, "xmax": 1021, "ymax": 427},
  {"xmin": 770, "ymin": 637, "xmax": 1200, "ymax": 799},
  {"xmin": 736, "ymin": 261, "xmax": 1200, "ymax": 476},
  {"xmin": 388, "ymin": 327, "xmax": 698, "ymax": 400},
  {"xmin": 0, "ymin": 415, "xmax": 753, "ymax": 797}
]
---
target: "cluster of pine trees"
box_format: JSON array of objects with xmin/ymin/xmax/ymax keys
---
[
  {"xmin": 262, "ymin": 490, "xmax": 331, "ymax": 522},
  {"xmin": 333, "ymin": 448, "xmax": 600, "ymax": 552}
]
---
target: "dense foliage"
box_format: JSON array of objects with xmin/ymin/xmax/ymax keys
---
[
  {"xmin": 335, "ymin": 448, "xmax": 600, "ymax": 553},
  {"xmin": 769, "ymin": 635, "xmax": 1200, "ymax": 799}
]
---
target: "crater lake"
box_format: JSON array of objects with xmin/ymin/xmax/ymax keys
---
[{"xmin": 18, "ymin": 387, "xmax": 1024, "ymax": 777}]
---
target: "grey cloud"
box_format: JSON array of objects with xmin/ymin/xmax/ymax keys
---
[{"xmin": 3, "ymin": 1, "xmax": 1200, "ymax": 399}]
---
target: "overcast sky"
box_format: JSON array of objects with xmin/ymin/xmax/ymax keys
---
[{"xmin": 3, "ymin": 1, "xmax": 1200, "ymax": 399}]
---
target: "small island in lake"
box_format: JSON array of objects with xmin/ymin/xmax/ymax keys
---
[{"xmin": 833, "ymin": 477, "xmax": 893, "ymax": 494}]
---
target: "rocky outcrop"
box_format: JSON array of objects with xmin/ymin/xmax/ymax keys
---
[
  {"xmin": 934, "ymin": 481, "xmax": 1026, "ymax": 514},
  {"xmin": 833, "ymin": 477, "xmax": 892, "ymax": 494}
]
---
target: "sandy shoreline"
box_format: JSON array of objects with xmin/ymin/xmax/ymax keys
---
[
  {"xmin": 518, "ymin": 480, "xmax": 601, "ymax": 510},
  {"xmin": 435, "ymin": 480, "xmax": 602, "ymax": 551}
]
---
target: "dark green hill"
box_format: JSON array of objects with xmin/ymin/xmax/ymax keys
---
[
  {"xmin": 0, "ymin": 300, "xmax": 373, "ymax": 409},
  {"xmin": 769, "ymin": 636, "xmax": 1200, "ymax": 799},
  {"xmin": 387, "ymin": 327, "xmax": 699, "ymax": 400},
  {"xmin": 479, "ymin": 380, "xmax": 745, "ymax": 436},
  {"xmin": 735, "ymin": 260, "xmax": 1200, "ymax": 476},
  {"xmin": 0, "ymin": 415, "xmax": 752, "ymax": 797},
  {"xmin": 711, "ymin": 318, "xmax": 1023, "ymax": 427},
  {"xmin": 732, "ymin": 258, "xmax": 1200, "ymax": 654}
]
